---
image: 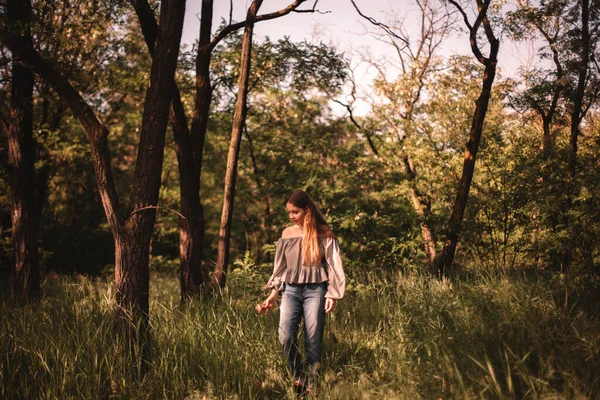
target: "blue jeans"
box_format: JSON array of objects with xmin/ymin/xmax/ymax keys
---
[{"xmin": 279, "ymin": 282, "xmax": 327, "ymax": 379}]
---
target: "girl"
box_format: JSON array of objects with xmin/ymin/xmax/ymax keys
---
[{"xmin": 257, "ymin": 190, "xmax": 345, "ymax": 394}]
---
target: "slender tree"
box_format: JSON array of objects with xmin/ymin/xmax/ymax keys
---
[
  {"xmin": 131, "ymin": 0, "xmax": 209, "ymax": 302},
  {"xmin": 214, "ymin": 0, "xmax": 263, "ymax": 288},
  {"xmin": 435, "ymin": 0, "xmax": 500, "ymax": 275},
  {"xmin": 5, "ymin": 0, "xmax": 39, "ymax": 302}
]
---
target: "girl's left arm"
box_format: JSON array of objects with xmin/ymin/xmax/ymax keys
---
[{"xmin": 324, "ymin": 238, "xmax": 346, "ymax": 301}]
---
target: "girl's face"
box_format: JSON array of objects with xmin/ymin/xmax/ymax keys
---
[{"xmin": 286, "ymin": 203, "xmax": 307, "ymax": 227}]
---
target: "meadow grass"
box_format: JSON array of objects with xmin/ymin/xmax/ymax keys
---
[{"xmin": 1, "ymin": 267, "xmax": 599, "ymax": 399}]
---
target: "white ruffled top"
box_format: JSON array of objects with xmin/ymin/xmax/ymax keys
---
[{"xmin": 265, "ymin": 236, "xmax": 346, "ymax": 299}]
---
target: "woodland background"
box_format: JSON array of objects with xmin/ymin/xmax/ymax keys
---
[{"xmin": 1, "ymin": 0, "xmax": 599, "ymax": 398}]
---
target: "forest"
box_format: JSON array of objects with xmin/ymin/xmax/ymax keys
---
[{"xmin": 1, "ymin": 0, "xmax": 599, "ymax": 398}]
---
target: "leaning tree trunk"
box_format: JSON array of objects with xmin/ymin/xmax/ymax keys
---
[
  {"xmin": 2, "ymin": 0, "xmax": 186, "ymax": 369},
  {"xmin": 214, "ymin": 0, "xmax": 263, "ymax": 288},
  {"xmin": 7, "ymin": 0, "xmax": 39, "ymax": 303},
  {"xmin": 435, "ymin": 0, "xmax": 500, "ymax": 276}
]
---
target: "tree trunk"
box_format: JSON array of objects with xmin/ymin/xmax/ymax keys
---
[
  {"xmin": 116, "ymin": 0, "xmax": 186, "ymax": 322},
  {"xmin": 436, "ymin": 57, "xmax": 498, "ymax": 274},
  {"xmin": 132, "ymin": 0, "xmax": 209, "ymax": 302},
  {"xmin": 541, "ymin": 31, "xmax": 564, "ymax": 160},
  {"xmin": 541, "ymin": 115, "xmax": 552, "ymax": 158},
  {"xmin": 176, "ymin": 0, "xmax": 214, "ymax": 299},
  {"xmin": 563, "ymin": 0, "xmax": 589, "ymax": 314},
  {"xmin": 435, "ymin": 0, "xmax": 499, "ymax": 276},
  {"xmin": 113, "ymin": 225, "xmax": 150, "ymax": 322},
  {"xmin": 214, "ymin": 0, "xmax": 263, "ymax": 288},
  {"xmin": 540, "ymin": 77, "xmax": 564, "ymax": 159},
  {"xmin": 403, "ymin": 155, "xmax": 437, "ymax": 269},
  {"xmin": 7, "ymin": 0, "xmax": 39, "ymax": 303}
]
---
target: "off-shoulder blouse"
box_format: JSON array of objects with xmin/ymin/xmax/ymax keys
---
[{"xmin": 265, "ymin": 236, "xmax": 345, "ymax": 299}]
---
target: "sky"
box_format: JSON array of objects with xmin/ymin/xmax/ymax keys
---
[{"xmin": 180, "ymin": 0, "xmax": 537, "ymax": 115}]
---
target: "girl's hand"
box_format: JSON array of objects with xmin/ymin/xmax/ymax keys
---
[
  {"xmin": 256, "ymin": 289, "xmax": 278, "ymax": 315},
  {"xmin": 325, "ymin": 298, "xmax": 336, "ymax": 313}
]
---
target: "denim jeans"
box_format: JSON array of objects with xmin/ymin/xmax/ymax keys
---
[{"xmin": 279, "ymin": 282, "xmax": 327, "ymax": 379}]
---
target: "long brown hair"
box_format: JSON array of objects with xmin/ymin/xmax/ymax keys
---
[{"xmin": 286, "ymin": 190, "xmax": 333, "ymax": 266}]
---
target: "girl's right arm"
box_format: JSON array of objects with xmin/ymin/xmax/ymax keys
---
[
  {"xmin": 258, "ymin": 235, "xmax": 288, "ymax": 315},
  {"xmin": 257, "ymin": 288, "xmax": 279, "ymax": 314}
]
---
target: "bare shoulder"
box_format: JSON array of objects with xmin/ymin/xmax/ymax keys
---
[{"xmin": 282, "ymin": 226, "xmax": 303, "ymax": 239}]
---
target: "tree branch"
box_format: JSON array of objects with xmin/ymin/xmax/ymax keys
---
[
  {"xmin": 323, "ymin": 66, "xmax": 380, "ymax": 156},
  {"xmin": 333, "ymin": 97, "xmax": 379, "ymax": 156},
  {"xmin": 447, "ymin": 0, "xmax": 493, "ymax": 64},
  {"xmin": 0, "ymin": 25, "xmax": 124, "ymax": 233},
  {"xmin": 479, "ymin": 1, "xmax": 499, "ymax": 63},
  {"xmin": 294, "ymin": 1, "xmax": 329, "ymax": 14},
  {"xmin": 446, "ymin": 0, "xmax": 472, "ymax": 30},
  {"xmin": 350, "ymin": 0, "xmax": 410, "ymax": 47},
  {"xmin": 209, "ymin": 0, "xmax": 315, "ymax": 50},
  {"xmin": 129, "ymin": 205, "xmax": 185, "ymax": 219}
]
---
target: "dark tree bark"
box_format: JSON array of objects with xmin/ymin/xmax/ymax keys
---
[
  {"xmin": 116, "ymin": 0, "xmax": 186, "ymax": 328},
  {"xmin": 434, "ymin": 0, "xmax": 500, "ymax": 276},
  {"xmin": 1, "ymin": 0, "xmax": 186, "ymax": 362},
  {"xmin": 6, "ymin": 0, "xmax": 40, "ymax": 302},
  {"xmin": 132, "ymin": 0, "xmax": 209, "ymax": 302},
  {"xmin": 563, "ymin": 0, "xmax": 590, "ymax": 313},
  {"xmin": 177, "ymin": 0, "xmax": 214, "ymax": 300},
  {"xmin": 214, "ymin": 0, "xmax": 263, "ymax": 288}
]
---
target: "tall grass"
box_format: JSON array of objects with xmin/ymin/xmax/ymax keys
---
[{"xmin": 1, "ymin": 268, "xmax": 599, "ymax": 399}]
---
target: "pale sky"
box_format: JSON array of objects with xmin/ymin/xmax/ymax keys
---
[{"xmin": 181, "ymin": 0, "xmax": 537, "ymax": 115}]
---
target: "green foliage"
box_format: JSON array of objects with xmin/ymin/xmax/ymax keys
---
[
  {"xmin": 2, "ymin": 270, "xmax": 599, "ymax": 398},
  {"xmin": 210, "ymin": 34, "xmax": 347, "ymax": 109},
  {"xmin": 2, "ymin": 0, "xmax": 599, "ymax": 287},
  {"xmin": 0, "ymin": 1, "xmax": 151, "ymax": 275}
]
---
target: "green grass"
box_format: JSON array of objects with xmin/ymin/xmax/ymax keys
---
[{"xmin": 1, "ymin": 268, "xmax": 599, "ymax": 399}]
